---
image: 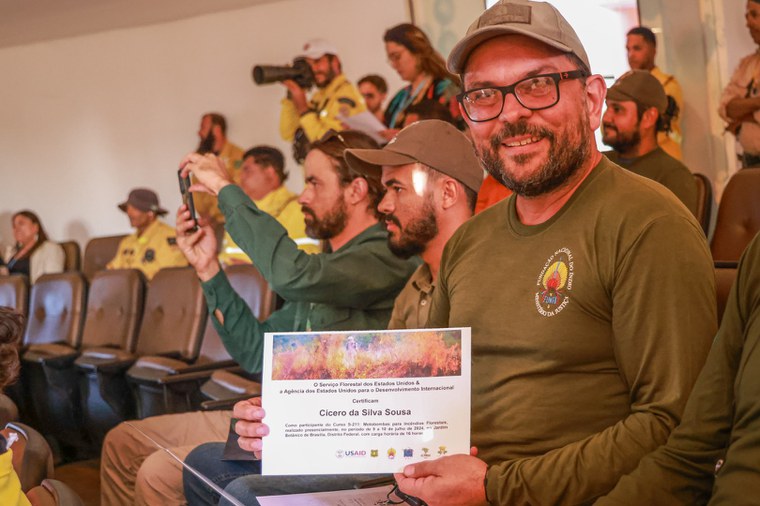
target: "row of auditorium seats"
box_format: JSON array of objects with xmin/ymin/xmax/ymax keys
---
[{"xmin": 0, "ymin": 264, "xmax": 273, "ymax": 462}]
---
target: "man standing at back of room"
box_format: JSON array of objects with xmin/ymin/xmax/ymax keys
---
[
  {"xmin": 194, "ymin": 112, "xmax": 245, "ymax": 227},
  {"xmin": 626, "ymin": 26, "xmax": 684, "ymax": 160},
  {"xmin": 602, "ymin": 70, "xmax": 698, "ymax": 215},
  {"xmin": 279, "ymin": 39, "xmax": 365, "ymax": 163},
  {"xmin": 393, "ymin": 1, "xmax": 716, "ymax": 505},
  {"xmin": 720, "ymin": 0, "xmax": 760, "ymax": 167}
]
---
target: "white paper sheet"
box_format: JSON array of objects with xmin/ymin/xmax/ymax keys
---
[
  {"xmin": 261, "ymin": 328, "xmax": 471, "ymax": 475},
  {"xmin": 338, "ymin": 111, "xmax": 388, "ymax": 144}
]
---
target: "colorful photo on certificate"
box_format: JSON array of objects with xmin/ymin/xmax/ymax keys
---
[
  {"xmin": 261, "ymin": 328, "xmax": 471, "ymax": 475},
  {"xmin": 270, "ymin": 329, "xmax": 462, "ymax": 380}
]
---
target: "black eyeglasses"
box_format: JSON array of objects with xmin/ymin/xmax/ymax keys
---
[
  {"xmin": 457, "ymin": 69, "xmax": 588, "ymax": 122},
  {"xmin": 386, "ymin": 482, "xmax": 427, "ymax": 505}
]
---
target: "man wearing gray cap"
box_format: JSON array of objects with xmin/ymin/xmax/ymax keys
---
[
  {"xmin": 602, "ymin": 70, "xmax": 697, "ymax": 215},
  {"xmin": 106, "ymin": 188, "xmax": 187, "ymax": 279},
  {"xmin": 395, "ymin": 1, "xmax": 716, "ymax": 505},
  {"xmin": 280, "ymin": 38, "xmax": 365, "ymax": 163}
]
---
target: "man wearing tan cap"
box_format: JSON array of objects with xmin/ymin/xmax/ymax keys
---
[
  {"xmin": 393, "ymin": 1, "xmax": 716, "ymax": 505},
  {"xmin": 279, "ymin": 38, "xmax": 365, "ymax": 163},
  {"xmin": 106, "ymin": 188, "xmax": 187, "ymax": 279},
  {"xmin": 602, "ymin": 70, "xmax": 697, "ymax": 215}
]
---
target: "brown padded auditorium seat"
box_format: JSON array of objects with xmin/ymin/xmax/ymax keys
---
[
  {"xmin": 22, "ymin": 269, "xmax": 145, "ymax": 457},
  {"xmin": 76, "ymin": 267, "xmax": 206, "ymax": 429},
  {"xmin": 127, "ymin": 264, "xmax": 275, "ymax": 416},
  {"xmin": 58, "ymin": 241, "xmax": 81, "ymax": 272},
  {"xmin": 21, "ymin": 272, "xmax": 86, "ymax": 349},
  {"xmin": 0, "ymin": 274, "xmax": 29, "ymax": 318},
  {"xmin": 711, "ymin": 168, "xmax": 760, "ymax": 261},
  {"xmin": 693, "ymin": 173, "xmax": 713, "ymax": 235},
  {"xmin": 82, "ymin": 234, "xmax": 125, "ymax": 280}
]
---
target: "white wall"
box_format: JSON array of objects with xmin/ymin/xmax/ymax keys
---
[{"xmin": 0, "ymin": 0, "xmax": 408, "ymax": 251}]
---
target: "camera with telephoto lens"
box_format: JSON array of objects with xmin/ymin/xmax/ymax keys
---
[{"xmin": 252, "ymin": 57, "xmax": 314, "ymax": 88}]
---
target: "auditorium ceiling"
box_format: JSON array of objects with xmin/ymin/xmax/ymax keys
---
[{"xmin": 0, "ymin": 0, "xmax": 276, "ymax": 49}]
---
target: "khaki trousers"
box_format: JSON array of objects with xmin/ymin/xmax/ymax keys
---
[{"xmin": 100, "ymin": 410, "xmax": 232, "ymax": 506}]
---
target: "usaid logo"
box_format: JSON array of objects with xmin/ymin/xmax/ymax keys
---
[{"xmin": 343, "ymin": 450, "xmax": 367, "ymax": 458}]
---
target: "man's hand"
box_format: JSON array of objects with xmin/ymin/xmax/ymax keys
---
[
  {"xmin": 394, "ymin": 451, "xmax": 488, "ymax": 506},
  {"xmin": 179, "ymin": 152, "xmax": 232, "ymax": 196},
  {"xmin": 233, "ymin": 396, "xmax": 269, "ymax": 459},
  {"xmin": 175, "ymin": 204, "xmax": 220, "ymax": 282},
  {"xmin": 282, "ymin": 79, "xmax": 309, "ymax": 115}
]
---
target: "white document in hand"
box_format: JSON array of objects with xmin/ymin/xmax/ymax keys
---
[
  {"xmin": 338, "ymin": 111, "xmax": 387, "ymax": 143},
  {"xmin": 261, "ymin": 327, "xmax": 471, "ymax": 475}
]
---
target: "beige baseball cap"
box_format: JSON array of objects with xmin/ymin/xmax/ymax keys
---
[
  {"xmin": 344, "ymin": 120, "xmax": 483, "ymax": 192},
  {"xmin": 606, "ymin": 70, "xmax": 667, "ymax": 114},
  {"xmin": 448, "ymin": 0, "xmax": 590, "ymax": 74}
]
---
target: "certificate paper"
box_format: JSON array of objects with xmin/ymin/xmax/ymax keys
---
[
  {"xmin": 261, "ymin": 328, "xmax": 471, "ymax": 475},
  {"xmin": 257, "ymin": 485, "xmax": 393, "ymax": 505}
]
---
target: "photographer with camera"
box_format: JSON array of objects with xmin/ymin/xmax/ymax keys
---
[{"xmin": 261, "ymin": 39, "xmax": 365, "ymax": 163}]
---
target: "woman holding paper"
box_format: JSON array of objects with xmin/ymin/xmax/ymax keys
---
[{"xmin": 380, "ymin": 23, "xmax": 461, "ymax": 139}]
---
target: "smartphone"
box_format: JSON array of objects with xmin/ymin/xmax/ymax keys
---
[{"xmin": 178, "ymin": 169, "xmax": 199, "ymax": 233}]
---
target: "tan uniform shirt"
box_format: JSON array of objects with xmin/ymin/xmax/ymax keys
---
[
  {"xmin": 719, "ymin": 50, "xmax": 760, "ymax": 155},
  {"xmin": 279, "ymin": 74, "xmax": 365, "ymax": 143},
  {"xmin": 107, "ymin": 220, "xmax": 188, "ymax": 279},
  {"xmin": 194, "ymin": 141, "xmax": 245, "ymax": 224},
  {"xmin": 651, "ymin": 66, "xmax": 683, "ymax": 160},
  {"xmin": 218, "ymin": 185, "xmax": 320, "ymax": 265}
]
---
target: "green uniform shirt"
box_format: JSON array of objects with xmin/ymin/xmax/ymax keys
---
[
  {"xmin": 605, "ymin": 147, "xmax": 698, "ymax": 217},
  {"xmin": 202, "ymin": 184, "xmax": 420, "ymax": 372},
  {"xmin": 428, "ymin": 157, "xmax": 716, "ymax": 505},
  {"xmin": 597, "ymin": 232, "xmax": 760, "ymax": 505}
]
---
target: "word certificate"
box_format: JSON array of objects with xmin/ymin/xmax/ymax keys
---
[{"xmin": 260, "ymin": 327, "xmax": 471, "ymax": 475}]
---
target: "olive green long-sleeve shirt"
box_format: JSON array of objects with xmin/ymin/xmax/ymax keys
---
[
  {"xmin": 428, "ymin": 158, "xmax": 716, "ymax": 505},
  {"xmin": 201, "ymin": 184, "xmax": 419, "ymax": 372}
]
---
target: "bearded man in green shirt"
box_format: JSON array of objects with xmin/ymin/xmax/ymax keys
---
[{"xmin": 394, "ymin": 1, "xmax": 717, "ymax": 505}]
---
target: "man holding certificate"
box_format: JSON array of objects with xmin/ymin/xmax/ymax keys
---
[
  {"xmin": 394, "ymin": 1, "xmax": 717, "ymax": 505},
  {"xmin": 182, "ymin": 120, "xmax": 484, "ymax": 504}
]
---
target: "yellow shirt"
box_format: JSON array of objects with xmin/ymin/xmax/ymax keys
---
[
  {"xmin": 0, "ymin": 451, "xmax": 30, "ymax": 506},
  {"xmin": 107, "ymin": 220, "xmax": 188, "ymax": 279},
  {"xmin": 651, "ymin": 66, "xmax": 683, "ymax": 160},
  {"xmin": 194, "ymin": 140, "xmax": 245, "ymax": 224},
  {"xmin": 279, "ymin": 73, "xmax": 366, "ymax": 143},
  {"xmin": 218, "ymin": 185, "xmax": 320, "ymax": 265}
]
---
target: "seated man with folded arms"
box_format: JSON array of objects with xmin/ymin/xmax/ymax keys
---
[
  {"xmin": 217, "ymin": 145, "xmax": 319, "ymax": 265},
  {"xmin": 99, "ymin": 131, "xmax": 419, "ymax": 506},
  {"xmin": 181, "ymin": 119, "xmax": 483, "ymax": 505},
  {"xmin": 596, "ymin": 232, "xmax": 760, "ymax": 504}
]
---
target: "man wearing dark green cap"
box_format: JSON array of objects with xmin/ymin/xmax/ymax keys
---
[
  {"xmin": 602, "ymin": 70, "xmax": 698, "ymax": 215},
  {"xmin": 395, "ymin": 1, "xmax": 716, "ymax": 505}
]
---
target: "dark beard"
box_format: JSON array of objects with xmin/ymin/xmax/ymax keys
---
[
  {"xmin": 196, "ymin": 131, "xmax": 216, "ymax": 155},
  {"xmin": 602, "ymin": 124, "xmax": 641, "ymax": 155},
  {"xmin": 302, "ymin": 198, "xmax": 348, "ymax": 240},
  {"xmin": 385, "ymin": 198, "xmax": 438, "ymax": 259},
  {"xmin": 479, "ymin": 118, "xmax": 589, "ymax": 198}
]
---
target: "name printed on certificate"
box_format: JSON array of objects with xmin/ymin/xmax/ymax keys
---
[{"xmin": 260, "ymin": 327, "xmax": 471, "ymax": 475}]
